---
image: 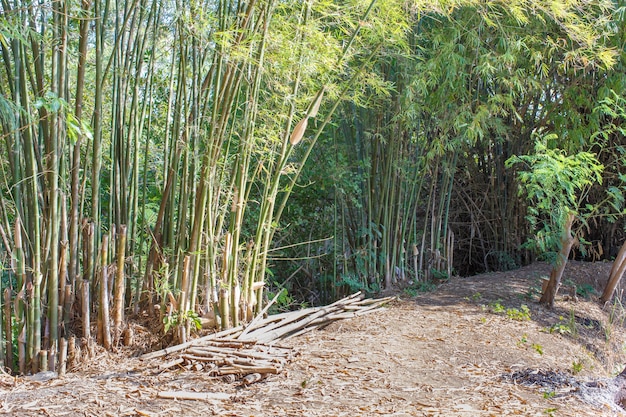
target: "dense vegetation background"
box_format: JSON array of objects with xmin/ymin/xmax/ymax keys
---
[{"xmin": 1, "ymin": 0, "xmax": 626, "ymax": 374}]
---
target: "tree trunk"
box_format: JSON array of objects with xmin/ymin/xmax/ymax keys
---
[
  {"xmin": 539, "ymin": 212, "xmax": 577, "ymax": 309},
  {"xmin": 599, "ymin": 240, "xmax": 626, "ymax": 305}
]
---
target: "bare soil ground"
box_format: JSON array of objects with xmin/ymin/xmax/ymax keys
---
[{"xmin": 3, "ymin": 261, "xmax": 626, "ymax": 416}]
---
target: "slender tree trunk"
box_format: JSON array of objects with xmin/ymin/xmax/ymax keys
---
[
  {"xmin": 539, "ymin": 212, "xmax": 577, "ymax": 308},
  {"xmin": 600, "ymin": 240, "xmax": 626, "ymax": 304}
]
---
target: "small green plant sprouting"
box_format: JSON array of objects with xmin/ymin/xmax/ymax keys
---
[
  {"xmin": 489, "ymin": 300, "xmax": 506, "ymax": 314},
  {"xmin": 605, "ymin": 296, "xmax": 626, "ymax": 342},
  {"xmin": 572, "ymin": 360, "xmax": 583, "ymax": 374},
  {"xmin": 532, "ymin": 343, "xmax": 544, "ymax": 355},
  {"xmin": 338, "ymin": 273, "xmax": 379, "ymax": 295},
  {"xmin": 576, "ymin": 283, "xmax": 597, "ymax": 299},
  {"xmin": 486, "ymin": 301, "xmax": 531, "ymax": 321},
  {"xmin": 544, "ymin": 407, "xmax": 558, "ymax": 416},
  {"xmin": 517, "ymin": 334, "xmax": 528, "ymax": 347},
  {"xmin": 568, "ymin": 309, "xmax": 578, "ymax": 338},
  {"xmin": 507, "ymin": 304, "xmax": 531, "ymax": 321},
  {"xmin": 267, "ymin": 286, "xmax": 295, "ymax": 314},
  {"xmin": 403, "ymin": 280, "xmax": 437, "ymax": 298},
  {"xmin": 544, "ymin": 310, "xmax": 578, "ymax": 336},
  {"xmin": 547, "ymin": 322, "xmax": 571, "ymax": 335},
  {"xmin": 543, "ymin": 390, "xmax": 556, "ymax": 399},
  {"xmin": 163, "ymin": 310, "xmax": 202, "ymax": 333},
  {"xmin": 404, "ymin": 287, "xmax": 417, "ymax": 297},
  {"xmin": 464, "ymin": 292, "xmax": 482, "ymax": 302},
  {"xmin": 430, "ymin": 268, "xmax": 449, "ymax": 281}
]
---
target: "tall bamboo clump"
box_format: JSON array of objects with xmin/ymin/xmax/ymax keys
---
[
  {"xmin": 140, "ymin": 0, "xmax": 410, "ymax": 340},
  {"xmin": 0, "ymin": 0, "xmax": 411, "ymax": 373},
  {"xmin": 0, "ymin": 0, "xmax": 169, "ymax": 372},
  {"xmin": 325, "ymin": 0, "xmax": 617, "ymax": 295}
]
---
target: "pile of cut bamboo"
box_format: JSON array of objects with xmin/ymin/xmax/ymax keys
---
[{"xmin": 141, "ymin": 292, "xmax": 394, "ymax": 384}]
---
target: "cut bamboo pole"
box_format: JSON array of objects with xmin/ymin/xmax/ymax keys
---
[
  {"xmin": 219, "ymin": 288, "xmax": 230, "ymax": 331},
  {"xmin": 67, "ymin": 336, "xmax": 76, "ymax": 369},
  {"xmin": 39, "ymin": 350, "xmax": 48, "ymax": 372},
  {"xmin": 238, "ymin": 288, "xmax": 283, "ymax": 339},
  {"xmin": 239, "ymin": 292, "xmax": 364, "ymax": 341},
  {"xmin": 140, "ymin": 326, "xmax": 245, "ymax": 360},
  {"xmin": 157, "ymin": 391, "xmax": 231, "ymax": 401},
  {"xmin": 58, "ymin": 337, "xmax": 68, "ymax": 376}
]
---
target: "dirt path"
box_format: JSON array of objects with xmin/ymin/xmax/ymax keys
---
[{"xmin": 2, "ymin": 261, "xmax": 626, "ymax": 416}]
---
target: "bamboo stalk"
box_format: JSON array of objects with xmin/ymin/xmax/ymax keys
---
[
  {"xmin": 69, "ymin": 0, "xmax": 92, "ymax": 296},
  {"xmin": 82, "ymin": 280, "xmax": 90, "ymax": 340},
  {"xmin": 113, "ymin": 225, "xmax": 127, "ymax": 344},
  {"xmin": 63, "ymin": 285, "xmax": 72, "ymax": 338},
  {"xmin": 67, "ymin": 336, "xmax": 76, "ymax": 370},
  {"xmin": 99, "ymin": 235, "xmax": 111, "ymax": 349},
  {"xmin": 3, "ymin": 289, "xmax": 12, "ymax": 371},
  {"xmin": 0, "ymin": 285, "xmax": 3, "ymax": 369},
  {"xmin": 219, "ymin": 288, "xmax": 230, "ymax": 331},
  {"xmin": 58, "ymin": 337, "xmax": 67, "ymax": 376}
]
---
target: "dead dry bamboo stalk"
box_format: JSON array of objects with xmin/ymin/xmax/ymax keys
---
[
  {"xmin": 58, "ymin": 337, "xmax": 67, "ymax": 376},
  {"xmin": 139, "ymin": 325, "xmax": 245, "ymax": 360},
  {"xmin": 254, "ymin": 297, "xmax": 390, "ymax": 342},
  {"xmin": 82, "ymin": 281, "xmax": 90, "ymax": 340},
  {"xmin": 157, "ymin": 391, "xmax": 231, "ymax": 401},
  {"xmin": 238, "ymin": 308, "xmax": 320, "ymax": 341},
  {"xmin": 244, "ymin": 292, "xmax": 363, "ymax": 335},
  {"xmin": 185, "ymin": 346, "xmax": 289, "ymax": 361},
  {"xmin": 253, "ymin": 304, "xmax": 343, "ymax": 343},
  {"xmin": 349, "ymin": 296, "xmax": 394, "ymax": 307},
  {"xmin": 219, "ymin": 365, "xmax": 278, "ymax": 374},
  {"xmin": 142, "ymin": 293, "xmax": 389, "ymax": 363},
  {"xmin": 67, "ymin": 336, "xmax": 76, "ymax": 369},
  {"xmin": 159, "ymin": 357, "xmax": 184, "ymax": 370},
  {"xmin": 39, "ymin": 350, "xmax": 47, "ymax": 371},
  {"xmin": 219, "ymin": 288, "xmax": 230, "ymax": 330},
  {"xmin": 238, "ymin": 288, "xmax": 284, "ymax": 339}
]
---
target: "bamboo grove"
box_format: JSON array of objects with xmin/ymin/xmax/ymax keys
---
[{"xmin": 0, "ymin": 0, "xmax": 624, "ymax": 374}]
